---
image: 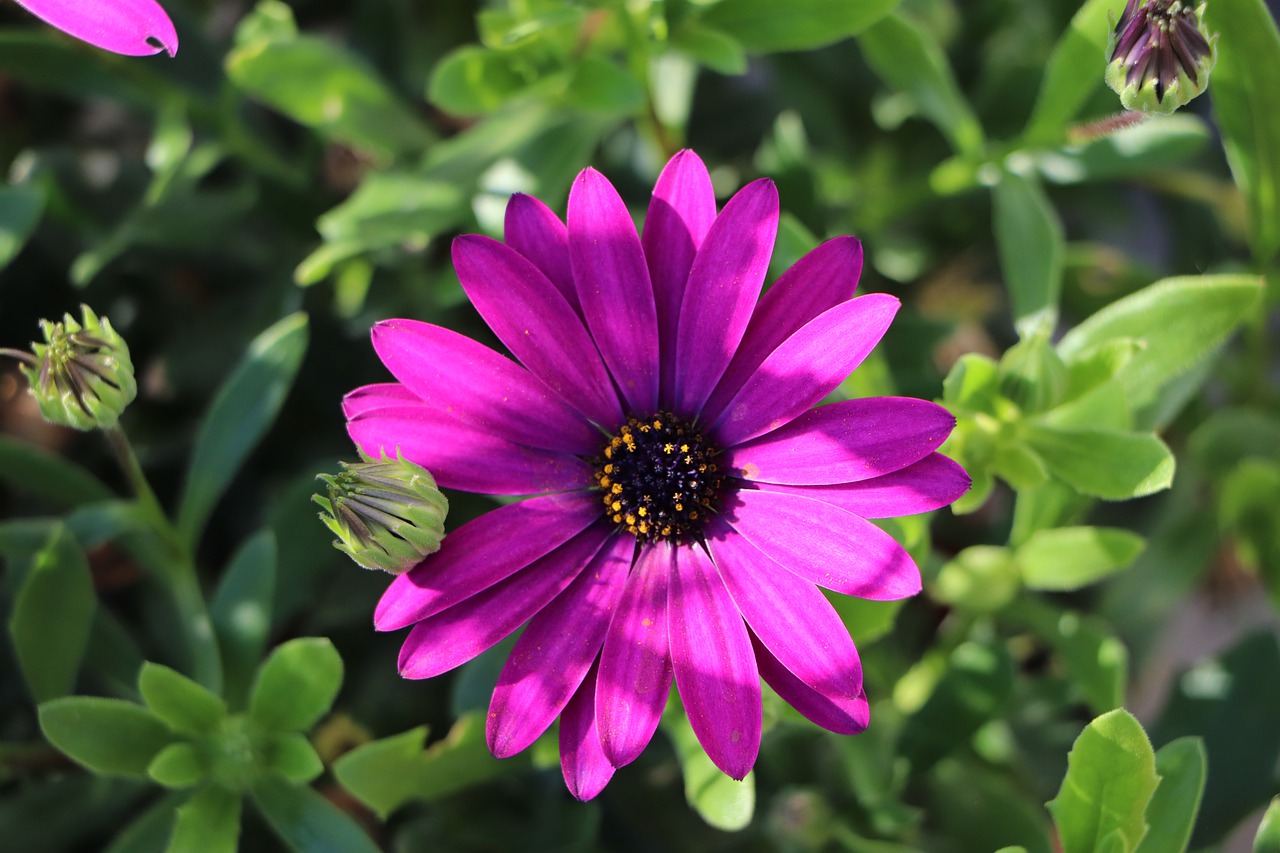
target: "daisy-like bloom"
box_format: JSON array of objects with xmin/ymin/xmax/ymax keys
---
[
  {"xmin": 346, "ymin": 150, "xmax": 969, "ymax": 800},
  {"xmin": 12, "ymin": 0, "xmax": 178, "ymax": 57}
]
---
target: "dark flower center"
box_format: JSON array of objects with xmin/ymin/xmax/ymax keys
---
[{"xmin": 593, "ymin": 412, "xmax": 724, "ymax": 544}]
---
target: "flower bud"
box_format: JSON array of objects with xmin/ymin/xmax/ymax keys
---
[
  {"xmin": 20, "ymin": 305, "xmax": 137, "ymax": 431},
  {"xmin": 1106, "ymin": 0, "xmax": 1217, "ymax": 115},
  {"xmin": 314, "ymin": 453, "xmax": 448, "ymax": 574}
]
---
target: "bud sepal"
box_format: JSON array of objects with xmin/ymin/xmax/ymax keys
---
[{"xmin": 20, "ymin": 305, "xmax": 137, "ymax": 431}]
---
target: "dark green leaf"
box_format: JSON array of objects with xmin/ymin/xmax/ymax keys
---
[
  {"xmin": 39, "ymin": 697, "xmax": 177, "ymax": 778},
  {"xmin": 1023, "ymin": 424, "xmax": 1174, "ymax": 500},
  {"xmin": 210, "ymin": 531, "xmax": 276, "ymax": 710},
  {"xmin": 563, "ymin": 57, "xmax": 645, "ymax": 115},
  {"xmin": 1007, "ymin": 598, "xmax": 1127, "ymax": 714},
  {"xmin": 669, "ymin": 22, "xmax": 747, "ymax": 75},
  {"xmin": 0, "ymin": 183, "xmax": 44, "ymax": 271},
  {"xmin": 1033, "ymin": 115, "xmax": 1210, "ymax": 185},
  {"xmin": 1021, "ymin": 0, "xmax": 1113, "ymax": 144},
  {"xmin": 427, "ymin": 46, "xmax": 532, "ymax": 116},
  {"xmin": 249, "ymin": 637, "xmax": 343, "ymax": 732},
  {"xmin": 176, "ymin": 313, "xmax": 308, "ymax": 547},
  {"xmin": 664, "ymin": 704, "xmax": 755, "ymax": 831},
  {"xmin": 993, "ymin": 170, "xmax": 1064, "ymax": 333},
  {"xmin": 0, "ymin": 435, "xmax": 114, "ymax": 508},
  {"xmin": 252, "ymin": 773, "xmax": 381, "ymax": 853},
  {"xmin": 138, "ymin": 662, "xmax": 226, "ymax": 735},
  {"xmin": 103, "ymin": 792, "xmax": 186, "ymax": 853},
  {"xmin": 170, "ymin": 785, "xmax": 241, "ymax": 853},
  {"xmin": 1134, "ymin": 738, "xmax": 1207, "ymax": 853},
  {"xmin": 700, "ymin": 0, "xmax": 898, "ymax": 53}
]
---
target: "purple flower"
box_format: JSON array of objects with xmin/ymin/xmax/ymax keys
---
[
  {"xmin": 13, "ymin": 0, "xmax": 177, "ymax": 57},
  {"xmin": 346, "ymin": 151, "xmax": 969, "ymax": 799}
]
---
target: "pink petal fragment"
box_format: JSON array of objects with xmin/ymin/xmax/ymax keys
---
[
  {"xmin": 668, "ymin": 543, "xmax": 761, "ymax": 780},
  {"xmin": 341, "ymin": 383, "xmax": 419, "ymax": 419},
  {"xmin": 726, "ymin": 397, "xmax": 957, "ymax": 485},
  {"xmin": 505, "ymin": 193, "xmax": 578, "ymax": 313},
  {"xmin": 371, "ymin": 320, "xmax": 598, "ymax": 454},
  {"xmin": 704, "ymin": 237, "xmax": 863, "ymax": 419},
  {"xmin": 374, "ymin": 493, "xmax": 601, "ymax": 631},
  {"xmin": 487, "ymin": 535, "xmax": 632, "ymax": 758},
  {"xmin": 643, "ymin": 150, "xmax": 717, "ymax": 405},
  {"xmin": 397, "ymin": 525, "xmax": 610, "ymax": 679},
  {"xmin": 706, "ymin": 517, "xmax": 862, "ymax": 700},
  {"xmin": 596, "ymin": 542, "xmax": 674, "ymax": 768},
  {"xmin": 15, "ymin": 0, "xmax": 177, "ymax": 56},
  {"xmin": 752, "ymin": 635, "xmax": 869, "ymax": 735},
  {"xmin": 674, "ymin": 179, "xmax": 779, "ymax": 416},
  {"xmin": 710, "ymin": 293, "xmax": 900, "ymax": 448},
  {"xmin": 757, "ymin": 453, "xmax": 971, "ymax": 518},
  {"xmin": 725, "ymin": 489, "xmax": 921, "ymax": 600},
  {"xmin": 568, "ymin": 168, "xmax": 659, "ymax": 415},
  {"xmin": 452, "ymin": 235, "xmax": 623, "ymax": 429},
  {"xmin": 560, "ymin": 662, "xmax": 615, "ymax": 801},
  {"xmin": 348, "ymin": 405, "xmax": 592, "ymax": 495}
]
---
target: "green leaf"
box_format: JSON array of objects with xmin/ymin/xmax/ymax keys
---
[
  {"xmin": 1033, "ymin": 115, "xmax": 1211, "ymax": 185},
  {"xmin": 1057, "ymin": 274, "xmax": 1263, "ymax": 412},
  {"xmin": 1017, "ymin": 527, "xmax": 1145, "ymax": 591},
  {"xmin": 210, "ymin": 531, "xmax": 276, "ymax": 709},
  {"xmin": 1021, "ymin": 0, "xmax": 1113, "ymax": 144},
  {"xmin": 1023, "ymin": 424, "xmax": 1174, "ymax": 500},
  {"xmin": 1048, "ymin": 709, "xmax": 1159, "ymax": 853},
  {"xmin": 932, "ymin": 546, "xmax": 1020, "ymax": 613},
  {"xmin": 993, "ymin": 170, "xmax": 1064, "ymax": 334},
  {"xmin": 262, "ymin": 732, "xmax": 324, "ymax": 783},
  {"xmin": 823, "ymin": 591, "xmax": 906, "ymax": 646},
  {"xmin": 1205, "ymin": 0, "xmax": 1280, "ymax": 264},
  {"xmin": 1007, "ymin": 597, "xmax": 1127, "ymax": 714},
  {"xmin": 859, "ymin": 12, "xmax": 985, "ymax": 157},
  {"xmin": 103, "ymin": 792, "xmax": 186, "ymax": 853},
  {"xmin": 0, "ymin": 183, "xmax": 44, "ymax": 271},
  {"xmin": 39, "ymin": 697, "xmax": 177, "ymax": 778},
  {"xmin": 700, "ymin": 0, "xmax": 898, "ymax": 53},
  {"xmin": 176, "ymin": 313, "xmax": 308, "ymax": 547},
  {"xmin": 942, "ymin": 353, "xmax": 1001, "ymax": 411},
  {"xmin": 1134, "ymin": 738, "xmax": 1207, "ymax": 853},
  {"xmin": 669, "ymin": 21, "xmax": 747, "ymax": 75},
  {"xmin": 169, "ymin": 785, "xmax": 242, "ymax": 853},
  {"xmin": 427, "ymin": 46, "xmax": 531, "ymax": 116},
  {"xmin": 251, "ymin": 773, "xmax": 381, "ymax": 853},
  {"xmin": 148, "ymin": 743, "xmax": 208, "ymax": 789},
  {"xmin": 563, "ymin": 56, "xmax": 645, "ymax": 115},
  {"xmin": 249, "ymin": 637, "xmax": 343, "ymax": 732},
  {"xmin": 139, "ymin": 663, "xmax": 227, "ymax": 735},
  {"xmin": 0, "ymin": 435, "xmax": 114, "ymax": 508},
  {"xmin": 1256, "ymin": 798, "xmax": 1280, "ymax": 853},
  {"xmin": 663, "ymin": 704, "xmax": 755, "ymax": 832},
  {"xmin": 333, "ymin": 716, "xmax": 516, "ymax": 819},
  {"xmin": 8, "ymin": 524, "xmax": 96, "ymax": 702}
]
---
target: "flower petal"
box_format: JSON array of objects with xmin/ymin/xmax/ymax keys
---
[
  {"xmin": 710, "ymin": 293, "xmax": 900, "ymax": 447},
  {"xmin": 348, "ymin": 404, "xmax": 592, "ymax": 495},
  {"xmin": 568, "ymin": 168, "xmax": 659, "ymax": 414},
  {"xmin": 704, "ymin": 237, "xmax": 863, "ymax": 419},
  {"xmin": 15, "ymin": 0, "xmax": 178, "ymax": 56},
  {"xmin": 596, "ymin": 542, "xmax": 674, "ymax": 768},
  {"xmin": 487, "ymin": 535, "xmax": 632, "ymax": 758},
  {"xmin": 706, "ymin": 517, "xmax": 861, "ymax": 700},
  {"xmin": 668, "ymin": 543, "xmax": 761, "ymax": 780},
  {"xmin": 725, "ymin": 397, "xmax": 956, "ymax": 485},
  {"xmin": 752, "ymin": 635, "xmax": 869, "ymax": 735},
  {"xmin": 397, "ymin": 524, "xmax": 610, "ymax": 679},
  {"xmin": 374, "ymin": 492, "xmax": 601, "ymax": 631},
  {"xmin": 452, "ymin": 234, "xmax": 623, "ymax": 428},
  {"xmin": 561, "ymin": 662, "xmax": 615, "ymax": 801},
  {"xmin": 342, "ymin": 383, "xmax": 419, "ymax": 419},
  {"xmin": 724, "ymin": 488, "xmax": 921, "ymax": 600},
  {"xmin": 757, "ymin": 453, "xmax": 971, "ymax": 518},
  {"xmin": 371, "ymin": 319, "xmax": 598, "ymax": 454},
  {"xmin": 643, "ymin": 150, "xmax": 717, "ymax": 405},
  {"xmin": 674, "ymin": 179, "xmax": 778, "ymax": 416},
  {"xmin": 505, "ymin": 193, "xmax": 578, "ymax": 312}
]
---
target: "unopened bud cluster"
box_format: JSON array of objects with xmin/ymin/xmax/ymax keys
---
[
  {"xmin": 20, "ymin": 305, "xmax": 136, "ymax": 431},
  {"xmin": 1106, "ymin": 0, "xmax": 1217, "ymax": 114}
]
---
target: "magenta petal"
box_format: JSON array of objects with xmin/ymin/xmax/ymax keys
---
[
  {"xmin": 674, "ymin": 179, "xmax": 779, "ymax": 415},
  {"xmin": 505, "ymin": 193, "xmax": 578, "ymax": 313},
  {"xmin": 710, "ymin": 293, "xmax": 900, "ymax": 447},
  {"xmin": 757, "ymin": 453, "xmax": 971, "ymax": 518},
  {"xmin": 452, "ymin": 235, "xmax": 623, "ymax": 428},
  {"xmin": 348, "ymin": 405, "xmax": 592, "ymax": 495},
  {"xmin": 668, "ymin": 544, "xmax": 761, "ymax": 780},
  {"xmin": 341, "ymin": 383, "xmax": 419, "ymax": 419},
  {"xmin": 487, "ymin": 535, "xmax": 632, "ymax": 758},
  {"xmin": 371, "ymin": 320, "xmax": 598, "ymax": 454},
  {"xmin": 560, "ymin": 662, "xmax": 615, "ymax": 801},
  {"xmin": 706, "ymin": 517, "xmax": 861, "ymax": 700},
  {"xmin": 726, "ymin": 489, "xmax": 921, "ymax": 600},
  {"xmin": 397, "ymin": 525, "xmax": 610, "ymax": 679},
  {"xmin": 568, "ymin": 168, "xmax": 659, "ymax": 414},
  {"xmin": 596, "ymin": 542, "xmax": 674, "ymax": 768},
  {"xmin": 752, "ymin": 635, "xmax": 869, "ymax": 735},
  {"xmin": 15, "ymin": 0, "xmax": 177, "ymax": 56},
  {"xmin": 704, "ymin": 237, "xmax": 863, "ymax": 418},
  {"xmin": 643, "ymin": 151, "xmax": 717, "ymax": 405},
  {"xmin": 374, "ymin": 493, "xmax": 601, "ymax": 631},
  {"xmin": 726, "ymin": 397, "xmax": 957, "ymax": 485}
]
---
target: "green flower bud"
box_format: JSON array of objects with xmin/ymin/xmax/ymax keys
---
[
  {"xmin": 314, "ymin": 453, "xmax": 448, "ymax": 574},
  {"xmin": 20, "ymin": 305, "xmax": 137, "ymax": 431},
  {"xmin": 1106, "ymin": 0, "xmax": 1217, "ymax": 115}
]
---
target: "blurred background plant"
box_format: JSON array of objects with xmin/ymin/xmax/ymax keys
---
[{"xmin": 1, "ymin": 0, "xmax": 1278, "ymax": 850}]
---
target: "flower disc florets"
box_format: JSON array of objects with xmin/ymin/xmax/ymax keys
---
[
  {"xmin": 1106, "ymin": 0, "xmax": 1217, "ymax": 114},
  {"xmin": 594, "ymin": 412, "xmax": 723, "ymax": 544}
]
